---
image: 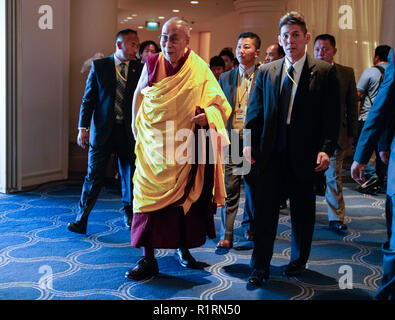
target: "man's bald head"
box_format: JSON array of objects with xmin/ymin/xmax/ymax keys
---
[
  {"xmin": 163, "ymin": 17, "xmax": 191, "ymax": 38},
  {"xmin": 160, "ymin": 17, "xmax": 191, "ymax": 67}
]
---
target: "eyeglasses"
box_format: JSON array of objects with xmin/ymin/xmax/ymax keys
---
[{"xmin": 159, "ymin": 34, "xmax": 184, "ymax": 45}]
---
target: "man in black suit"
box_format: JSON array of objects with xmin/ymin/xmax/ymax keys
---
[
  {"xmin": 351, "ymin": 47, "xmax": 394, "ymax": 300},
  {"xmin": 243, "ymin": 12, "xmax": 340, "ymax": 285},
  {"xmin": 314, "ymin": 34, "xmax": 359, "ymax": 231},
  {"xmin": 68, "ymin": 29, "xmax": 143, "ymax": 235}
]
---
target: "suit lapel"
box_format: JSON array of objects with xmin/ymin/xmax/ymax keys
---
[
  {"xmin": 270, "ymin": 58, "xmax": 284, "ymax": 114},
  {"xmin": 230, "ymin": 68, "xmax": 239, "ymax": 108},
  {"xmin": 246, "ymin": 65, "xmax": 261, "ymax": 106},
  {"xmin": 108, "ymin": 55, "xmax": 117, "ymax": 98},
  {"xmin": 293, "ymin": 55, "xmax": 315, "ymax": 109},
  {"xmin": 125, "ymin": 60, "xmax": 139, "ymax": 94}
]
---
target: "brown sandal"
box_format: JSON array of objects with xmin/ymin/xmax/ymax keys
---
[{"xmin": 216, "ymin": 240, "xmax": 233, "ymax": 249}]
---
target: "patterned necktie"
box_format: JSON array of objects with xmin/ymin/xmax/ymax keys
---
[
  {"xmin": 240, "ymin": 72, "xmax": 249, "ymax": 105},
  {"xmin": 277, "ymin": 65, "xmax": 294, "ymax": 152},
  {"xmin": 115, "ymin": 62, "xmax": 126, "ymax": 121}
]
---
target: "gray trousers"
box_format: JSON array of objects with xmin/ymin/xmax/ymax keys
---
[
  {"xmin": 325, "ymin": 149, "xmax": 346, "ymax": 222},
  {"xmin": 220, "ymin": 159, "xmax": 243, "ymax": 242}
]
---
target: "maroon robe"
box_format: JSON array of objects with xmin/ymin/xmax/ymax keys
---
[{"xmin": 131, "ymin": 50, "xmax": 217, "ymax": 249}]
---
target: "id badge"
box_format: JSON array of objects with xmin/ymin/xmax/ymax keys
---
[{"xmin": 235, "ymin": 108, "xmax": 245, "ymax": 122}]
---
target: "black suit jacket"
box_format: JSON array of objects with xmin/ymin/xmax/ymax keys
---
[
  {"xmin": 78, "ymin": 56, "xmax": 143, "ymax": 147},
  {"xmin": 354, "ymin": 48, "xmax": 395, "ymax": 195},
  {"xmin": 334, "ymin": 63, "xmax": 359, "ymax": 150},
  {"xmin": 245, "ymin": 54, "xmax": 340, "ymax": 180}
]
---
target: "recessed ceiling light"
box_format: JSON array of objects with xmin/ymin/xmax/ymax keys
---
[
  {"xmin": 172, "ymin": 9, "xmax": 180, "ymax": 13},
  {"xmin": 158, "ymin": 16, "xmax": 165, "ymax": 20},
  {"xmin": 127, "ymin": 17, "xmax": 133, "ymax": 20},
  {"xmin": 138, "ymin": 26, "xmax": 144, "ymax": 29},
  {"xmin": 190, "ymin": 1, "xmax": 199, "ymax": 4},
  {"xmin": 132, "ymin": 14, "xmax": 138, "ymax": 17}
]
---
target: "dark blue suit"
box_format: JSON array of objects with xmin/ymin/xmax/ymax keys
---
[
  {"xmin": 77, "ymin": 56, "xmax": 143, "ymax": 226},
  {"xmin": 354, "ymin": 48, "xmax": 395, "ymax": 299},
  {"xmin": 245, "ymin": 54, "xmax": 340, "ymax": 271},
  {"xmin": 218, "ymin": 66, "xmax": 260, "ymax": 240}
]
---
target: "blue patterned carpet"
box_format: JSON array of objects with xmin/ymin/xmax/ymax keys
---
[{"xmin": 0, "ymin": 179, "xmax": 387, "ymax": 300}]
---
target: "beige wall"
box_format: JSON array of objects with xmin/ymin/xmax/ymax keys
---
[
  {"xmin": 69, "ymin": 0, "xmax": 118, "ymax": 172},
  {"xmin": 380, "ymin": 0, "xmax": 395, "ymax": 46},
  {"xmin": 18, "ymin": 0, "xmax": 70, "ymax": 188},
  {"xmin": 0, "ymin": 0, "xmax": 6, "ymax": 192},
  {"xmin": 210, "ymin": 11, "xmax": 241, "ymax": 61}
]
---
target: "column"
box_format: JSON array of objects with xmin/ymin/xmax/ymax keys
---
[
  {"xmin": 69, "ymin": 0, "xmax": 118, "ymax": 173},
  {"xmin": 380, "ymin": 0, "xmax": 395, "ymax": 46},
  {"xmin": 199, "ymin": 32, "xmax": 211, "ymax": 63},
  {"xmin": 234, "ymin": 0, "xmax": 287, "ymax": 57},
  {"xmin": 0, "ymin": 0, "xmax": 6, "ymax": 192}
]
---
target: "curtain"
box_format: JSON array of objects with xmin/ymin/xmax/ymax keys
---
[{"xmin": 286, "ymin": 0, "xmax": 383, "ymax": 80}]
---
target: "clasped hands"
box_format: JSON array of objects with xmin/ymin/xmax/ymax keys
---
[
  {"xmin": 190, "ymin": 106, "xmax": 208, "ymax": 127},
  {"xmin": 131, "ymin": 106, "xmax": 208, "ymax": 140}
]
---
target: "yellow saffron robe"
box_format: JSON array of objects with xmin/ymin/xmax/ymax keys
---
[{"xmin": 133, "ymin": 50, "xmax": 232, "ymax": 215}]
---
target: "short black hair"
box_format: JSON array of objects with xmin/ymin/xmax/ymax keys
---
[
  {"xmin": 276, "ymin": 44, "xmax": 285, "ymax": 57},
  {"xmin": 375, "ymin": 45, "xmax": 391, "ymax": 62},
  {"xmin": 210, "ymin": 56, "xmax": 225, "ymax": 68},
  {"xmin": 139, "ymin": 40, "xmax": 160, "ymax": 56},
  {"xmin": 238, "ymin": 32, "xmax": 261, "ymax": 50},
  {"xmin": 219, "ymin": 48, "xmax": 235, "ymax": 61},
  {"xmin": 274, "ymin": 43, "xmax": 285, "ymax": 57},
  {"xmin": 314, "ymin": 34, "xmax": 336, "ymax": 48},
  {"xmin": 279, "ymin": 11, "xmax": 308, "ymax": 34},
  {"xmin": 116, "ymin": 29, "xmax": 138, "ymax": 43}
]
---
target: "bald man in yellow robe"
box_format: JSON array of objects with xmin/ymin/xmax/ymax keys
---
[{"xmin": 125, "ymin": 17, "xmax": 232, "ymax": 281}]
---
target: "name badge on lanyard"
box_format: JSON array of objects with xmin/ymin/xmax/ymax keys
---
[{"xmin": 235, "ymin": 107, "xmax": 245, "ymax": 122}]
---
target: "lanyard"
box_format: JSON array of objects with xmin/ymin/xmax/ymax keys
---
[
  {"xmin": 115, "ymin": 64, "xmax": 127, "ymax": 82},
  {"xmin": 286, "ymin": 68, "xmax": 298, "ymax": 86},
  {"xmin": 237, "ymin": 70, "xmax": 255, "ymax": 108}
]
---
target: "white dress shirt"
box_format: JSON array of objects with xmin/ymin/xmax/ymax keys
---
[
  {"xmin": 280, "ymin": 53, "xmax": 307, "ymax": 124},
  {"xmin": 114, "ymin": 53, "xmax": 130, "ymax": 79}
]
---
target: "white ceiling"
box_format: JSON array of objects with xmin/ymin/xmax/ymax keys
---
[{"xmin": 118, "ymin": 0, "xmax": 235, "ymax": 32}]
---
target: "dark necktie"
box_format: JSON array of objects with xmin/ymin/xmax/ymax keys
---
[
  {"xmin": 115, "ymin": 62, "xmax": 126, "ymax": 121},
  {"xmin": 278, "ymin": 65, "xmax": 294, "ymax": 152}
]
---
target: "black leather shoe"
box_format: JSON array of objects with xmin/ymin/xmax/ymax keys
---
[
  {"xmin": 358, "ymin": 176, "xmax": 380, "ymax": 194},
  {"xmin": 329, "ymin": 220, "xmax": 348, "ymax": 231},
  {"xmin": 174, "ymin": 248, "xmax": 197, "ymax": 268},
  {"xmin": 124, "ymin": 213, "xmax": 133, "ymax": 229},
  {"xmin": 67, "ymin": 221, "xmax": 87, "ymax": 235},
  {"xmin": 125, "ymin": 257, "xmax": 159, "ymax": 281},
  {"xmin": 279, "ymin": 201, "xmax": 288, "ymax": 210},
  {"xmin": 244, "ymin": 230, "xmax": 254, "ymax": 241},
  {"xmin": 248, "ymin": 269, "xmax": 269, "ymax": 285},
  {"xmin": 284, "ymin": 262, "xmax": 306, "ymax": 277}
]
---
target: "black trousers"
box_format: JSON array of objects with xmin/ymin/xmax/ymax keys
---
[
  {"xmin": 250, "ymin": 148, "xmax": 316, "ymax": 271},
  {"xmin": 76, "ymin": 124, "xmax": 135, "ymax": 223}
]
